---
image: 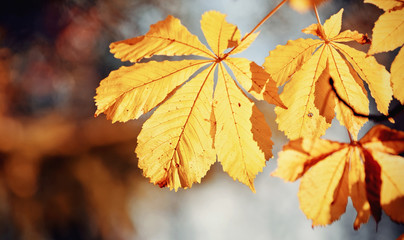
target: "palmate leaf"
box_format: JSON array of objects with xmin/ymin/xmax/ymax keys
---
[
  {"xmin": 95, "ymin": 11, "xmax": 283, "ymax": 191},
  {"xmin": 272, "ymin": 125, "xmax": 404, "ymax": 229},
  {"xmin": 263, "ymin": 8, "xmax": 392, "ymax": 140}
]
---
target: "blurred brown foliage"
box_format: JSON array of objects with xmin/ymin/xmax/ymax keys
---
[{"xmin": 0, "ymin": 0, "xmax": 175, "ymax": 239}]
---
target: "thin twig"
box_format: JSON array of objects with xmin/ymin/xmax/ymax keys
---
[
  {"xmin": 224, "ymin": 0, "xmax": 288, "ymax": 57},
  {"xmin": 242, "ymin": 0, "xmax": 288, "ymax": 41},
  {"xmin": 329, "ymin": 77, "xmax": 404, "ymax": 121},
  {"xmin": 313, "ymin": 4, "xmax": 322, "ymax": 25},
  {"xmin": 313, "ymin": 5, "xmax": 327, "ymax": 39}
]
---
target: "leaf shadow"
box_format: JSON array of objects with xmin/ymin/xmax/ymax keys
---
[{"xmin": 250, "ymin": 105, "xmax": 273, "ymax": 160}]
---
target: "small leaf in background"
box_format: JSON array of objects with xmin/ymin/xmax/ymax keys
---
[{"xmin": 289, "ymin": 0, "xmax": 329, "ymax": 12}]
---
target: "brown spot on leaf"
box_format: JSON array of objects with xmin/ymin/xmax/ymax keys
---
[
  {"xmin": 157, "ymin": 179, "xmax": 168, "ymax": 188},
  {"xmin": 357, "ymin": 34, "xmax": 371, "ymax": 45}
]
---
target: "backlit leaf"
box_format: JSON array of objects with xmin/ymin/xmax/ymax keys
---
[
  {"xmin": 275, "ymin": 46, "xmax": 330, "ymax": 139},
  {"xmin": 272, "ymin": 138, "xmax": 344, "ymax": 181},
  {"xmin": 95, "ymin": 60, "xmax": 210, "ymax": 122},
  {"xmin": 298, "ymin": 148, "xmax": 349, "ymax": 226},
  {"xmin": 367, "ymin": 7, "xmax": 404, "ymax": 55},
  {"xmin": 264, "ymin": 8, "xmax": 392, "ymax": 139},
  {"xmin": 214, "ymin": 64, "xmax": 272, "ymax": 192},
  {"xmin": 374, "ymin": 152, "xmax": 404, "ymax": 222},
  {"xmin": 323, "ymin": 8, "xmax": 343, "ymax": 39},
  {"xmin": 327, "ymin": 45, "xmax": 369, "ymax": 139},
  {"xmin": 273, "ymin": 125, "xmax": 404, "ymax": 228},
  {"xmin": 201, "ymin": 11, "xmax": 241, "ymax": 56},
  {"xmin": 364, "ymin": 0, "xmax": 403, "ymax": 12},
  {"xmin": 230, "ymin": 32, "xmax": 260, "ymax": 55},
  {"xmin": 263, "ymin": 38, "xmax": 321, "ymax": 86},
  {"xmin": 333, "ymin": 43, "xmax": 392, "ymax": 115},
  {"xmin": 110, "ymin": 15, "xmax": 214, "ymax": 62},
  {"xmin": 361, "ymin": 124, "xmax": 404, "ymax": 155},
  {"xmin": 136, "ymin": 67, "xmax": 216, "ymax": 191},
  {"xmin": 95, "ymin": 11, "xmax": 282, "ymax": 191}
]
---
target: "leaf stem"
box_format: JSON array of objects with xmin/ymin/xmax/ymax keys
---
[
  {"xmin": 346, "ymin": 128, "xmax": 354, "ymax": 143},
  {"xmin": 313, "ymin": 5, "xmax": 327, "ymax": 39},
  {"xmin": 225, "ymin": 0, "xmax": 287, "ymax": 57},
  {"xmin": 313, "ymin": 4, "xmax": 322, "ymax": 25}
]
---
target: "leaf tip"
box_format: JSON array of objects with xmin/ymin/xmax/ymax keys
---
[
  {"xmin": 94, "ymin": 108, "xmax": 103, "ymax": 118},
  {"xmin": 250, "ymin": 184, "xmax": 257, "ymax": 193},
  {"xmin": 279, "ymin": 103, "xmax": 288, "ymax": 110},
  {"xmin": 367, "ymin": 47, "xmax": 378, "ymax": 56}
]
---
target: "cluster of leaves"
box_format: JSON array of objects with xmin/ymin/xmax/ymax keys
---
[
  {"xmin": 273, "ymin": 125, "xmax": 404, "ymax": 228},
  {"xmin": 365, "ymin": 0, "xmax": 404, "ymax": 104},
  {"xmin": 94, "ymin": 0, "xmax": 404, "ymax": 231}
]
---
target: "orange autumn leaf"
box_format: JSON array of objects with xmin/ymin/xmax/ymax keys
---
[
  {"xmin": 95, "ymin": 11, "xmax": 283, "ymax": 191},
  {"xmin": 272, "ymin": 125, "xmax": 404, "ymax": 228},
  {"xmin": 263, "ymin": 8, "xmax": 392, "ymax": 140},
  {"xmin": 365, "ymin": 0, "xmax": 404, "ymax": 11},
  {"xmin": 366, "ymin": 0, "xmax": 404, "ymax": 55},
  {"xmin": 365, "ymin": 0, "xmax": 404, "ymax": 104},
  {"xmin": 289, "ymin": 0, "xmax": 329, "ymax": 12},
  {"xmin": 391, "ymin": 47, "xmax": 404, "ymax": 104}
]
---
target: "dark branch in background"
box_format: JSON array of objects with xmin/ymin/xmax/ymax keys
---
[{"xmin": 329, "ymin": 78, "xmax": 404, "ymax": 122}]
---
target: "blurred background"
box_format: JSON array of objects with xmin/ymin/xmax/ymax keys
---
[{"xmin": 0, "ymin": 0, "xmax": 403, "ymax": 239}]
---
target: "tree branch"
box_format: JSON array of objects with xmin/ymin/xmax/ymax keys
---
[{"xmin": 329, "ymin": 77, "xmax": 404, "ymax": 121}]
